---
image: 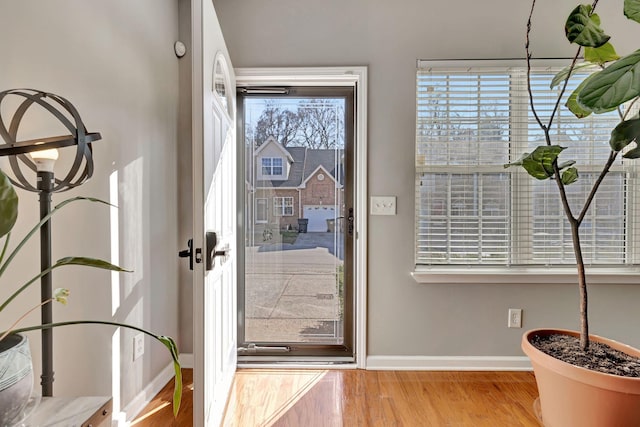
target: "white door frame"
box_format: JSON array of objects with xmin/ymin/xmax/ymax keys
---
[{"xmin": 235, "ymin": 67, "xmax": 368, "ymax": 368}]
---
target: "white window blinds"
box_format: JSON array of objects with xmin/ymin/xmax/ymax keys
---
[{"xmin": 415, "ymin": 61, "xmax": 640, "ymax": 267}]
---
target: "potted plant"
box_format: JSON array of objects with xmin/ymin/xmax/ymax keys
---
[
  {"xmin": 0, "ymin": 169, "xmax": 182, "ymax": 424},
  {"xmin": 505, "ymin": 0, "xmax": 640, "ymax": 425}
]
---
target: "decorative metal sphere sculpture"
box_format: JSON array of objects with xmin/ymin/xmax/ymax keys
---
[{"xmin": 0, "ymin": 89, "xmax": 101, "ymax": 192}]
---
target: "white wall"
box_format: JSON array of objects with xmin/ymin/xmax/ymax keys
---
[
  {"xmin": 0, "ymin": 0, "xmax": 180, "ymax": 414},
  {"xmin": 211, "ymin": 0, "xmax": 640, "ymax": 359}
]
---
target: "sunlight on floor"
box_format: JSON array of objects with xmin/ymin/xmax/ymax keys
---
[{"xmin": 223, "ymin": 369, "xmax": 327, "ymax": 427}]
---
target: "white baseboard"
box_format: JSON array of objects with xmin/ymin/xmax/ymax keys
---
[
  {"xmin": 366, "ymin": 355, "xmax": 532, "ymax": 371},
  {"xmin": 117, "ymin": 362, "xmax": 181, "ymax": 424},
  {"xmin": 180, "ymin": 352, "xmax": 194, "ymax": 369}
]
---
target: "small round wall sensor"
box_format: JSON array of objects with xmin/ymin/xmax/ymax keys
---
[{"xmin": 174, "ymin": 41, "xmax": 187, "ymax": 58}]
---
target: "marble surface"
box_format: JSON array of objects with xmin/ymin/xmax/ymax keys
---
[{"xmin": 21, "ymin": 396, "xmax": 111, "ymax": 427}]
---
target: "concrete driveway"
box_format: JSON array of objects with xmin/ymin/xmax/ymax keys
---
[{"xmin": 244, "ymin": 232, "xmax": 344, "ymax": 343}]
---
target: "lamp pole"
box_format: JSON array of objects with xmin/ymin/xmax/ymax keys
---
[
  {"xmin": 0, "ymin": 89, "xmax": 101, "ymax": 398},
  {"xmin": 30, "ymin": 149, "xmax": 58, "ymax": 396}
]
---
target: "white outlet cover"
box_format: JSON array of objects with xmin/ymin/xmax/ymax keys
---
[
  {"xmin": 133, "ymin": 334, "xmax": 145, "ymax": 360},
  {"xmin": 370, "ymin": 196, "xmax": 396, "ymax": 215}
]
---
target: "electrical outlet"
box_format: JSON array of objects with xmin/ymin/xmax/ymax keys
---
[
  {"xmin": 508, "ymin": 308, "xmax": 523, "ymax": 328},
  {"xmin": 133, "ymin": 333, "xmax": 144, "ymax": 361}
]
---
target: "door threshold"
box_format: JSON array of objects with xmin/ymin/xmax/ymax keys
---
[
  {"xmin": 238, "ymin": 356, "xmax": 357, "ymax": 369},
  {"xmin": 238, "ymin": 362, "xmax": 358, "ymax": 370}
]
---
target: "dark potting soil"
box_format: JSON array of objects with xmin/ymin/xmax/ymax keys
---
[{"xmin": 531, "ymin": 334, "xmax": 640, "ymax": 377}]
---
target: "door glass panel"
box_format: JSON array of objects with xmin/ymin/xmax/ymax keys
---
[{"xmin": 242, "ymin": 94, "xmax": 348, "ymax": 347}]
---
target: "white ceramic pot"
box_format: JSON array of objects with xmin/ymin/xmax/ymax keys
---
[{"xmin": 0, "ymin": 334, "xmax": 33, "ymax": 426}]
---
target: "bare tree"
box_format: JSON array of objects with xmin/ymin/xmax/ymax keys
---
[
  {"xmin": 254, "ymin": 101, "xmax": 301, "ymax": 146},
  {"xmin": 251, "ymin": 99, "xmax": 344, "ymax": 148},
  {"xmin": 298, "ymin": 99, "xmax": 343, "ymax": 148}
]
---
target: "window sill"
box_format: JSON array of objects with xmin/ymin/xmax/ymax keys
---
[{"xmin": 411, "ymin": 266, "xmax": 640, "ymax": 285}]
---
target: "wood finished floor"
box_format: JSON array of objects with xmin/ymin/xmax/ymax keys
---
[{"xmin": 132, "ymin": 369, "xmax": 541, "ymax": 426}]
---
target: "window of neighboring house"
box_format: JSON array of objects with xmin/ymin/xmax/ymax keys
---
[
  {"xmin": 255, "ymin": 198, "xmax": 268, "ymax": 223},
  {"xmin": 273, "ymin": 196, "xmax": 294, "ymax": 216},
  {"xmin": 262, "ymin": 157, "xmax": 283, "ymax": 176},
  {"xmin": 415, "ymin": 61, "xmax": 640, "ymax": 268}
]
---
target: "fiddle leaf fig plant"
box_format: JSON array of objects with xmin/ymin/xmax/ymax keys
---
[
  {"xmin": 0, "ymin": 168, "xmax": 182, "ymax": 416},
  {"xmin": 505, "ymin": 0, "xmax": 640, "ymax": 351}
]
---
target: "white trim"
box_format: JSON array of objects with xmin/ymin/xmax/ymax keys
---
[
  {"xmin": 190, "ymin": 1, "xmax": 206, "ymax": 424},
  {"xmin": 366, "ymin": 355, "xmax": 532, "ymax": 371},
  {"xmin": 412, "ymin": 267, "xmax": 640, "ymax": 284},
  {"xmin": 120, "ymin": 362, "xmax": 178, "ymax": 424},
  {"xmin": 254, "ymin": 136, "xmax": 294, "ymax": 161},
  {"xmin": 255, "ymin": 197, "xmax": 268, "ymax": 224},
  {"xmin": 354, "ymin": 68, "xmax": 368, "ymax": 369},
  {"xmin": 258, "ymin": 156, "xmax": 286, "ymax": 180},
  {"xmin": 236, "ymin": 66, "xmax": 368, "ymax": 369},
  {"xmin": 180, "ymin": 352, "xmax": 194, "ymax": 369},
  {"xmin": 255, "ymin": 186, "xmax": 300, "ymax": 190},
  {"xmin": 273, "ymin": 195, "xmax": 294, "ymax": 217},
  {"xmin": 236, "ymin": 67, "xmax": 364, "ymax": 86},
  {"xmin": 239, "ymin": 363, "xmax": 357, "ymax": 369}
]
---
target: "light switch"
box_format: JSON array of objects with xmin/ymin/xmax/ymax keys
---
[{"xmin": 370, "ymin": 196, "xmax": 397, "ymax": 215}]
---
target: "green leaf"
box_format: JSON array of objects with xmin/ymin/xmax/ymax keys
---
[
  {"xmin": 578, "ymin": 49, "xmax": 640, "ymax": 113},
  {"xmin": 504, "ymin": 151, "xmax": 529, "ymax": 168},
  {"xmin": 561, "ymin": 167, "xmax": 579, "ymax": 185},
  {"xmin": 566, "ymin": 73, "xmax": 597, "ymax": 118},
  {"xmin": 0, "ymin": 170, "xmax": 18, "ymax": 238},
  {"xmin": 550, "ymin": 62, "xmax": 594, "ymax": 89},
  {"xmin": 624, "ymin": 0, "xmax": 640, "ymax": 23},
  {"xmin": 584, "ymin": 42, "xmax": 620, "ymax": 65},
  {"xmin": 505, "ymin": 146, "xmax": 566, "ymax": 180},
  {"xmin": 158, "ymin": 336, "xmax": 182, "ymax": 417},
  {"xmin": 55, "ymin": 256, "xmax": 131, "ymax": 272},
  {"xmin": 565, "ymin": 5, "xmax": 611, "ymax": 48},
  {"xmin": 623, "ymin": 145, "xmax": 640, "ymax": 158},
  {"xmin": 610, "ymin": 118, "xmax": 640, "ymax": 151}
]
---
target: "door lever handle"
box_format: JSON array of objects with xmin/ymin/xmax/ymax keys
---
[
  {"xmin": 206, "ymin": 231, "xmax": 227, "ymax": 271},
  {"xmin": 347, "ymin": 208, "xmax": 354, "ymax": 236},
  {"xmin": 178, "ymin": 239, "xmax": 194, "ymax": 270}
]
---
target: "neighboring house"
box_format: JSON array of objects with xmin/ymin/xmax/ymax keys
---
[{"xmin": 246, "ymin": 136, "xmax": 344, "ymax": 234}]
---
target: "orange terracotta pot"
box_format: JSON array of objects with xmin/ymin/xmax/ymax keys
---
[{"xmin": 522, "ymin": 329, "xmax": 640, "ymax": 427}]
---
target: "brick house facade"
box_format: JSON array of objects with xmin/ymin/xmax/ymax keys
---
[{"xmin": 247, "ymin": 137, "xmax": 344, "ymax": 233}]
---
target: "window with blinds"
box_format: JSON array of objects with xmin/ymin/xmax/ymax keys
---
[{"xmin": 415, "ymin": 61, "xmax": 640, "ymax": 267}]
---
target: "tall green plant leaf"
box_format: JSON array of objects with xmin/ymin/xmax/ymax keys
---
[
  {"xmin": 56, "ymin": 256, "xmax": 131, "ymax": 271},
  {"xmin": 610, "ymin": 118, "xmax": 640, "ymax": 151},
  {"xmin": 566, "ymin": 74, "xmax": 596, "ymax": 118},
  {"xmin": 550, "ymin": 62, "xmax": 594, "ymax": 89},
  {"xmin": 0, "ymin": 170, "xmax": 18, "ymax": 238},
  {"xmin": 578, "ymin": 50, "xmax": 640, "ymax": 112},
  {"xmin": 562, "ymin": 167, "xmax": 579, "ymax": 185},
  {"xmin": 623, "ymin": 146, "xmax": 640, "ymax": 158},
  {"xmin": 158, "ymin": 335, "xmax": 183, "ymax": 416},
  {"xmin": 565, "ymin": 5, "xmax": 610, "ymax": 47},
  {"xmin": 584, "ymin": 42, "xmax": 620, "ymax": 65},
  {"xmin": 624, "ymin": 0, "xmax": 640, "ymax": 23},
  {"xmin": 504, "ymin": 145, "xmax": 566, "ymax": 180}
]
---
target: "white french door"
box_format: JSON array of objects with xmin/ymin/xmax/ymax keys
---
[{"xmin": 192, "ymin": 1, "xmax": 237, "ymax": 426}]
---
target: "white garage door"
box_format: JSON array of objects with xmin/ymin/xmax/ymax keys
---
[{"xmin": 303, "ymin": 205, "xmax": 336, "ymax": 232}]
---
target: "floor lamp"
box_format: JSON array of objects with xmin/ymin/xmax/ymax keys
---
[{"xmin": 0, "ymin": 89, "xmax": 101, "ymax": 396}]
